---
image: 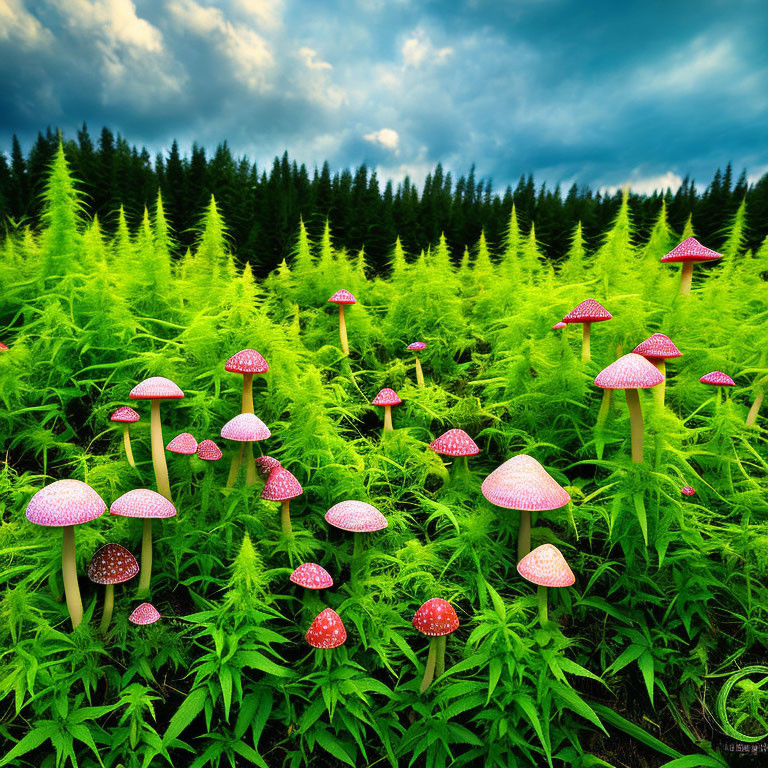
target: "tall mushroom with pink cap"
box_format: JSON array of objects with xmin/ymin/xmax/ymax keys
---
[
  {"xmin": 407, "ymin": 341, "xmax": 427, "ymax": 387},
  {"xmin": 429, "ymin": 428, "xmax": 480, "ymax": 481},
  {"xmin": 225, "ymin": 348, "xmax": 269, "ymax": 415},
  {"xmin": 562, "ymin": 298, "xmax": 612, "ymax": 363},
  {"xmin": 111, "ymin": 406, "xmax": 140, "ymax": 468},
  {"xmin": 372, "ymin": 388, "xmax": 402, "ymax": 434},
  {"xmin": 306, "ymin": 608, "xmax": 347, "ymax": 650},
  {"xmin": 26, "ymin": 479, "xmax": 107, "ymax": 629},
  {"xmin": 129, "ymin": 376, "xmax": 184, "ymax": 503},
  {"xmin": 661, "ymin": 236, "xmax": 722, "ymax": 295},
  {"xmin": 110, "ymin": 489, "xmax": 177, "ymax": 598},
  {"xmin": 517, "ymin": 543, "xmax": 575, "ymax": 626},
  {"xmin": 129, "ymin": 602, "xmax": 161, "ymax": 625},
  {"xmin": 481, "ymin": 455, "xmax": 570, "ymax": 561},
  {"xmin": 412, "ymin": 598, "xmax": 459, "ymax": 694},
  {"xmin": 262, "ymin": 467, "xmax": 302, "ymax": 535},
  {"xmin": 632, "ymin": 333, "xmax": 681, "ymax": 406},
  {"xmin": 328, "ymin": 289, "xmax": 356, "ymax": 355},
  {"xmin": 221, "ymin": 413, "xmax": 271, "ymax": 488},
  {"xmin": 87, "ymin": 543, "xmax": 139, "ymax": 634},
  {"xmin": 594, "ymin": 353, "xmax": 664, "ymax": 464},
  {"xmin": 325, "ymin": 499, "xmax": 388, "ymax": 556}
]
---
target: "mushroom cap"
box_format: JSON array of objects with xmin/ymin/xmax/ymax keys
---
[
  {"xmin": 221, "ymin": 413, "xmax": 271, "ymax": 442},
  {"xmin": 562, "ymin": 298, "xmax": 612, "ymax": 324},
  {"xmin": 110, "ymin": 489, "xmax": 177, "ymax": 519},
  {"xmin": 660, "ymin": 236, "xmax": 722, "ymax": 263},
  {"xmin": 632, "ymin": 333, "xmax": 682, "ymax": 360},
  {"xmin": 428, "ymin": 428, "xmax": 480, "ymax": 457},
  {"xmin": 87, "ymin": 543, "xmax": 139, "ymax": 585},
  {"xmin": 166, "ymin": 432, "xmax": 198, "ymax": 454},
  {"xmin": 224, "ymin": 348, "xmax": 269, "ymax": 374},
  {"xmin": 412, "ymin": 598, "xmax": 459, "ymax": 637},
  {"xmin": 594, "ymin": 353, "xmax": 665, "ymax": 390},
  {"xmin": 328, "ymin": 289, "xmax": 356, "ymax": 305},
  {"xmin": 325, "ymin": 500, "xmax": 388, "ymax": 533},
  {"xmin": 552, "ymin": 321, "xmax": 567, "ymax": 330},
  {"xmin": 517, "ymin": 543, "xmax": 575, "ymax": 587},
  {"xmin": 129, "ymin": 376, "xmax": 184, "ymax": 400},
  {"xmin": 290, "ymin": 563, "xmax": 333, "ymax": 590},
  {"xmin": 196, "ymin": 439, "xmax": 223, "ymax": 461},
  {"xmin": 261, "ymin": 467, "xmax": 302, "ymax": 501},
  {"xmin": 407, "ymin": 341, "xmax": 426, "ymax": 351},
  {"xmin": 681, "ymin": 485, "xmax": 696, "ymax": 496},
  {"xmin": 26, "ymin": 479, "xmax": 107, "ymax": 527},
  {"xmin": 481, "ymin": 455, "xmax": 570, "ymax": 512},
  {"xmin": 111, "ymin": 406, "xmax": 140, "ymax": 423},
  {"xmin": 0, "ymin": 342, "xmax": 8, "ymax": 352},
  {"xmin": 700, "ymin": 371, "xmax": 735, "ymax": 387},
  {"xmin": 372, "ymin": 388, "xmax": 402, "ymax": 407},
  {"xmin": 129, "ymin": 602, "xmax": 161, "ymax": 625},
  {"xmin": 255, "ymin": 455, "xmax": 281, "ymax": 478},
  {"xmin": 305, "ymin": 608, "xmax": 347, "ymax": 649}
]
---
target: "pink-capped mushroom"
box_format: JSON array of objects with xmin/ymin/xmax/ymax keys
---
[
  {"xmin": 325, "ymin": 499, "xmax": 388, "ymax": 557},
  {"xmin": 129, "ymin": 602, "xmax": 161, "ymax": 625},
  {"xmin": 562, "ymin": 298, "xmax": 612, "ymax": 362},
  {"xmin": 87, "ymin": 543, "xmax": 139, "ymax": 634},
  {"xmin": 255, "ymin": 455, "xmax": 281, "ymax": 479},
  {"xmin": 262, "ymin": 467, "xmax": 302, "ymax": 535},
  {"xmin": 111, "ymin": 406, "xmax": 140, "ymax": 467},
  {"xmin": 412, "ymin": 598, "xmax": 460, "ymax": 693},
  {"xmin": 661, "ymin": 236, "xmax": 722, "ymax": 294},
  {"xmin": 328, "ymin": 289, "xmax": 357, "ymax": 355},
  {"xmin": 305, "ymin": 607, "xmax": 347, "ymax": 649},
  {"xmin": 429, "ymin": 428, "xmax": 480, "ymax": 480},
  {"xmin": 552, "ymin": 321, "xmax": 567, "ymax": 330},
  {"xmin": 700, "ymin": 371, "xmax": 735, "ymax": 387},
  {"xmin": 633, "ymin": 333, "xmax": 682, "ymax": 406},
  {"xmin": 681, "ymin": 485, "xmax": 695, "ymax": 496},
  {"xmin": 372, "ymin": 388, "xmax": 402, "ymax": 433},
  {"xmin": 225, "ymin": 348, "xmax": 269, "ymax": 414},
  {"xmin": 196, "ymin": 439, "xmax": 223, "ymax": 461},
  {"xmin": 406, "ymin": 341, "xmax": 427, "ymax": 387},
  {"xmin": 291, "ymin": 563, "xmax": 333, "ymax": 590},
  {"xmin": 221, "ymin": 413, "xmax": 271, "ymax": 488},
  {"xmin": 517, "ymin": 543, "xmax": 575, "ymax": 626},
  {"xmin": 166, "ymin": 432, "xmax": 198, "ymax": 455}
]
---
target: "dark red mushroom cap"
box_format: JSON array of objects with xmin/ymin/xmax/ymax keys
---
[
  {"xmin": 328, "ymin": 289, "xmax": 356, "ymax": 305},
  {"xmin": 681, "ymin": 485, "xmax": 695, "ymax": 496},
  {"xmin": 290, "ymin": 563, "xmax": 333, "ymax": 589},
  {"xmin": 552, "ymin": 321, "xmax": 567, "ymax": 330},
  {"xmin": 660, "ymin": 237, "xmax": 722, "ymax": 263},
  {"xmin": 255, "ymin": 455, "xmax": 281, "ymax": 478},
  {"xmin": 220, "ymin": 413, "xmax": 271, "ymax": 442},
  {"xmin": 594, "ymin": 353, "xmax": 665, "ymax": 390},
  {"xmin": 26, "ymin": 479, "xmax": 107, "ymax": 527},
  {"xmin": 110, "ymin": 489, "xmax": 177, "ymax": 519},
  {"xmin": 412, "ymin": 598, "xmax": 459, "ymax": 637},
  {"xmin": 166, "ymin": 432, "xmax": 198, "ymax": 454},
  {"xmin": 517, "ymin": 544, "xmax": 575, "ymax": 588},
  {"xmin": 429, "ymin": 428, "xmax": 480, "ymax": 457},
  {"xmin": 325, "ymin": 500, "xmax": 388, "ymax": 533},
  {"xmin": 372, "ymin": 388, "xmax": 402, "ymax": 407},
  {"xmin": 305, "ymin": 608, "xmax": 347, "ymax": 649},
  {"xmin": 111, "ymin": 406, "xmax": 140, "ymax": 423},
  {"xmin": 129, "ymin": 376, "xmax": 184, "ymax": 400},
  {"xmin": 407, "ymin": 341, "xmax": 426, "ymax": 351},
  {"xmin": 225, "ymin": 348, "xmax": 269, "ymax": 374},
  {"xmin": 700, "ymin": 371, "xmax": 735, "ymax": 387},
  {"xmin": 87, "ymin": 543, "xmax": 139, "ymax": 585},
  {"xmin": 197, "ymin": 439, "xmax": 223, "ymax": 461},
  {"xmin": 632, "ymin": 333, "xmax": 682, "ymax": 360},
  {"xmin": 261, "ymin": 467, "xmax": 302, "ymax": 501},
  {"xmin": 481, "ymin": 455, "xmax": 570, "ymax": 511},
  {"xmin": 562, "ymin": 299, "xmax": 612, "ymax": 324},
  {"xmin": 129, "ymin": 602, "xmax": 161, "ymax": 625},
  {"xmin": 0, "ymin": 342, "xmax": 8, "ymax": 352}
]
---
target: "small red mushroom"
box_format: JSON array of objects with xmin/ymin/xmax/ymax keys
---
[
  {"xmin": 633, "ymin": 333, "xmax": 682, "ymax": 406},
  {"xmin": 412, "ymin": 598, "xmax": 459, "ymax": 693},
  {"xmin": 562, "ymin": 298, "xmax": 612, "ymax": 362},
  {"xmin": 552, "ymin": 321, "xmax": 566, "ymax": 330},
  {"xmin": 406, "ymin": 341, "xmax": 427, "ymax": 386},
  {"xmin": 305, "ymin": 607, "xmax": 347, "ymax": 649},
  {"xmin": 129, "ymin": 602, "xmax": 161, "ymax": 625},
  {"xmin": 328, "ymin": 289, "xmax": 357, "ymax": 355},
  {"xmin": 166, "ymin": 432, "xmax": 198, "ymax": 455},
  {"xmin": 700, "ymin": 371, "xmax": 735, "ymax": 387},
  {"xmin": 87, "ymin": 543, "xmax": 139, "ymax": 634},
  {"xmin": 262, "ymin": 467, "xmax": 302, "ymax": 536},
  {"xmin": 517, "ymin": 544, "xmax": 575, "ymax": 626},
  {"xmin": 0, "ymin": 342, "xmax": 8, "ymax": 352},
  {"xmin": 681, "ymin": 485, "xmax": 695, "ymax": 496},
  {"xmin": 661, "ymin": 236, "xmax": 722, "ymax": 295},
  {"xmin": 111, "ymin": 406, "xmax": 140, "ymax": 467},
  {"xmin": 429, "ymin": 428, "xmax": 480, "ymax": 480},
  {"xmin": 372, "ymin": 388, "xmax": 402, "ymax": 434},
  {"xmin": 196, "ymin": 439, "xmax": 223, "ymax": 461}
]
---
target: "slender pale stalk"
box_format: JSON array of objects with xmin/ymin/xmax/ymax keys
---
[
  {"xmin": 625, "ymin": 388, "xmax": 644, "ymax": 463},
  {"xmin": 537, "ymin": 585, "xmax": 549, "ymax": 626},
  {"xmin": 680, "ymin": 262, "xmax": 694, "ymax": 294},
  {"xmin": 281, "ymin": 500, "xmax": 292, "ymax": 536},
  {"xmin": 338, "ymin": 305, "xmax": 349, "ymax": 355},
  {"xmin": 241, "ymin": 373, "xmax": 254, "ymax": 414},
  {"xmin": 414, "ymin": 356, "xmax": 425, "ymax": 387},
  {"xmin": 651, "ymin": 360, "xmax": 666, "ymax": 406},
  {"xmin": 581, "ymin": 323, "xmax": 591, "ymax": 362},
  {"xmin": 226, "ymin": 443, "xmax": 244, "ymax": 488},
  {"xmin": 434, "ymin": 635, "xmax": 447, "ymax": 677},
  {"xmin": 150, "ymin": 401, "xmax": 172, "ymax": 502},
  {"xmin": 419, "ymin": 637, "xmax": 438, "ymax": 694},
  {"xmin": 244, "ymin": 442, "xmax": 257, "ymax": 486},
  {"xmin": 596, "ymin": 389, "xmax": 612, "ymax": 429},
  {"xmin": 62, "ymin": 525, "xmax": 83, "ymax": 629},
  {"xmin": 123, "ymin": 426, "xmax": 135, "ymax": 467},
  {"xmin": 747, "ymin": 392, "xmax": 764, "ymax": 426},
  {"xmin": 518, "ymin": 510, "xmax": 531, "ymax": 561},
  {"xmin": 137, "ymin": 518, "xmax": 153, "ymax": 597},
  {"xmin": 99, "ymin": 584, "xmax": 114, "ymax": 634},
  {"xmin": 383, "ymin": 406, "xmax": 393, "ymax": 432}
]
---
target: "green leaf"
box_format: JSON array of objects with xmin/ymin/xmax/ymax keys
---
[
  {"xmin": 162, "ymin": 687, "xmax": 208, "ymax": 745},
  {"xmin": 315, "ymin": 728, "xmax": 355, "ymax": 766},
  {"xmin": 548, "ymin": 680, "xmax": 607, "ymax": 734}
]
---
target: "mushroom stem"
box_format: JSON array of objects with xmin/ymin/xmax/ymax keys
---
[
  {"xmin": 353, "ymin": 532, "xmax": 361, "ymax": 557},
  {"xmin": 338, "ymin": 304, "xmax": 349, "ymax": 355},
  {"xmin": 625, "ymin": 388, "xmax": 644, "ymax": 463},
  {"xmin": 434, "ymin": 635, "xmax": 447, "ymax": 677},
  {"xmin": 383, "ymin": 405, "xmax": 393, "ymax": 432},
  {"xmin": 150, "ymin": 401, "xmax": 172, "ymax": 502},
  {"xmin": 581, "ymin": 323, "xmax": 591, "ymax": 363},
  {"xmin": 518, "ymin": 510, "xmax": 531, "ymax": 561},
  {"xmin": 419, "ymin": 637, "xmax": 438, "ymax": 694},
  {"xmin": 61, "ymin": 525, "xmax": 83, "ymax": 629},
  {"xmin": 281, "ymin": 499, "xmax": 292, "ymax": 536},
  {"xmin": 241, "ymin": 373, "xmax": 254, "ymax": 414},
  {"xmin": 747, "ymin": 392, "xmax": 764, "ymax": 426},
  {"xmin": 651, "ymin": 360, "xmax": 666, "ymax": 407},
  {"xmin": 414, "ymin": 356, "xmax": 425, "ymax": 387},
  {"xmin": 226, "ymin": 443, "xmax": 244, "ymax": 488},
  {"xmin": 244, "ymin": 442, "xmax": 257, "ymax": 486},
  {"xmin": 123, "ymin": 425, "xmax": 136, "ymax": 468},
  {"xmin": 99, "ymin": 584, "xmax": 114, "ymax": 634},
  {"xmin": 596, "ymin": 389, "xmax": 612, "ymax": 429},
  {"xmin": 137, "ymin": 518, "xmax": 153, "ymax": 597},
  {"xmin": 680, "ymin": 262, "xmax": 694, "ymax": 295},
  {"xmin": 537, "ymin": 584, "xmax": 549, "ymax": 626}
]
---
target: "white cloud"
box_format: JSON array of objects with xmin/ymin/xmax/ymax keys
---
[
  {"xmin": 0, "ymin": 0, "xmax": 53, "ymax": 47},
  {"xmin": 402, "ymin": 29, "xmax": 453, "ymax": 68},
  {"xmin": 299, "ymin": 46, "xmax": 332, "ymax": 71},
  {"xmin": 364, "ymin": 128, "xmax": 400, "ymax": 151},
  {"xmin": 234, "ymin": 0, "xmax": 283, "ymax": 29},
  {"xmin": 602, "ymin": 170, "xmax": 683, "ymax": 196}
]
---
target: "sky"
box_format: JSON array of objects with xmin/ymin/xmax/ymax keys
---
[{"xmin": 1, "ymin": 0, "xmax": 767, "ymax": 194}]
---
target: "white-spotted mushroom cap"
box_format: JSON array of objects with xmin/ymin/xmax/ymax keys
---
[
  {"xmin": 700, "ymin": 371, "xmax": 735, "ymax": 387},
  {"xmin": 552, "ymin": 321, "xmax": 567, "ymax": 330},
  {"xmin": 661, "ymin": 237, "xmax": 722, "ymax": 263},
  {"xmin": 681, "ymin": 485, "xmax": 696, "ymax": 496},
  {"xmin": 111, "ymin": 406, "xmax": 140, "ymax": 423},
  {"xmin": 328, "ymin": 289, "xmax": 356, "ymax": 305},
  {"xmin": 26, "ymin": 479, "xmax": 107, "ymax": 527},
  {"xmin": 197, "ymin": 439, "xmax": 223, "ymax": 461},
  {"xmin": 87, "ymin": 543, "xmax": 139, "ymax": 585},
  {"xmin": 220, "ymin": 413, "xmax": 271, "ymax": 442},
  {"xmin": 372, "ymin": 388, "xmax": 402, "ymax": 407},
  {"xmin": 562, "ymin": 299, "xmax": 612, "ymax": 324},
  {"xmin": 261, "ymin": 468, "xmax": 302, "ymax": 501},
  {"xmin": 632, "ymin": 334, "xmax": 681, "ymax": 360},
  {"xmin": 255, "ymin": 455, "xmax": 281, "ymax": 478},
  {"xmin": 305, "ymin": 608, "xmax": 347, "ymax": 649},
  {"xmin": 517, "ymin": 544, "xmax": 575, "ymax": 588},
  {"xmin": 129, "ymin": 602, "xmax": 161, "ymax": 625},
  {"xmin": 166, "ymin": 432, "xmax": 198, "ymax": 454},
  {"xmin": 129, "ymin": 376, "xmax": 184, "ymax": 400},
  {"xmin": 224, "ymin": 348, "xmax": 269, "ymax": 374},
  {"xmin": 325, "ymin": 500, "xmax": 388, "ymax": 533},
  {"xmin": 429, "ymin": 428, "xmax": 480, "ymax": 457},
  {"xmin": 481, "ymin": 455, "xmax": 570, "ymax": 512},
  {"xmin": 407, "ymin": 341, "xmax": 426, "ymax": 351},
  {"xmin": 594, "ymin": 353, "xmax": 665, "ymax": 390},
  {"xmin": 412, "ymin": 598, "xmax": 459, "ymax": 637},
  {"xmin": 290, "ymin": 563, "xmax": 333, "ymax": 590},
  {"xmin": 110, "ymin": 489, "xmax": 177, "ymax": 519}
]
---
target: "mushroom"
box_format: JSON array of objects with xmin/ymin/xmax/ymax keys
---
[
  {"xmin": 747, "ymin": 386, "xmax": 765, "ymax": 427},
  {"xmin": 262, "ymin": 467, "xmax": 302, "ymax": 535},
  {"xmin": 517, "ymin": 543, "xmax": 575, "ymax": 626},
  {"xmin": 328, "ymin": 289, "xmax": 357, "ymax": 355},
  {"xmin": 87, "ymin": 543, "xmax": 139, "ymax": 634},
  {"xmin": 166, "ymin": 432, "xmax": 198, "ymax": 455},
  {"xmin": 129, "ymin": 602, "xmax": 161, "ymax": 625},
  {"xmin": 221, "ymin": 413, "xmax": 271, "ymax": 487},
  {"xmin": 0, "ymin": 342, "xmax": 8, "ymax": 352},
  {"xmin": 681, "ymin": 486, "xmax": 695, "ymax": 496},
  {"xmin": 562, "ymin": 299, "xmax": 612, "ymax": 363},
  {"xmin": 129, "ymin": 377, "xmax": 184, "ymax": 502},
  {"xmin": 428, "ymin": 428, "xmax": 480, "ymax": 481},
  {"xmin": 661, "ymin": 236, "xmax": 722, "ymax": 295},
  {"xmin": 481, "ymin": 455, "xmax": 570, "ymax": 561},
  {"xmin": 632, "ymin": 333, "xmax": 682, "ymax": 406},
  {"xmin": 407, "ymin": 341, "xmax": 427, "ymax": 387},
  {"xmin": 291, "ymin": 563, "xmax": 333, "ymax": 614},
  {"xmin": 325, "ymin": 500, "xmax": 388, "ymax": 557},
  {"xmin": 305, "ymin": 607, "xmax": 347, "ymax": 649},
  {"xmin": 110, "ymin": 406, "xmax": 140, "ymax": 468},
  {"xmin": 26, "ymin": 479, "xmax": 107, "ymax": 629},
  {"xmin": 110, "ymin": 489, "xmax": 177, "ymax": 598},
  {"xmin": 700, "ymin": 370, "xmax": 736, "ymax": 409},
  {"xmin": 552, "ymin": 321, "xmax": 567, "ymax": 330},
  {"xmin": 594, "ymin": 353, "xmax": 664, "ymax": 463},
  {"xmin": 255, "ymin": 455, "xmax": 281, "ymax": 479},
  {"xmin": 412, "ymin": 598, "xmax": 459, "ymax": 694},
  {"xmin": 372, "ymin": 388, "xmax": 402, "ymax": 434},
  {"xmin": 196, "ymin": 439, "xmax": 223, "ymax": 461}
]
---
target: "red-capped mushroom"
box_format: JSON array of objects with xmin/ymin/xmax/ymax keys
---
[
  {"xmin": 681, "ymin": 485, "xmax": 695, "ymax": 496},
  {"xmin": 325, "ymin": 499, "xmax": 388, "ymax": 556},
  {"xmin": 633, "ymin": 333, "xmax": 682, "ymax": 406},
  {"xmin": 562, "ymin": 298, "xmax": 612, "ymax": 363},
  {"xmin": 305, "ymin": 607, "xmax": 347, "ymax": 649},
  {"xmin": 328, "ymin": 289, "xmax": 357, "ymax": 355},
  {"xmin": 129, "ymin": 602, "xmax": 161, "ymax": 625},
  {"xmin": 26, "ymin": 479, "xmax": 107, "ymax": 629},
  {"xmin": 517, "ymin": 543, "xmax": 575, "ymax": 626},
  {"xmin": 166, "ymin": 432, "xmax": 198, "ymax": 455},
  {"xmin": 429, "ymin": 428, "xmax": 480, "ymax": 480},
  {"xmin": 111, "ymin": 406, "xmax": 140, "ymax": 467},
  {"xmin": 372, "ymin": 388, "xmax": 402, "ymax": 433},
  {"xmin": 262, "ymin": 467, "xmax": 302, "ymax": 535},
  {"xmin": 221, "ymin": 413, "xmax": 271, "ymax": 487},
  {"xmin": 406, "ymin": 341, "xmax": 427, "ymax": 387},
  {"xmin": 700, "ymin": 370, "xmax": 736, "ymax": 410},
  {"xmin": 255, "ymin": 455, "xmax": 281, "ymax": 479},
  {"xmin": 196, "ymin": 439, "xmax": 223, "ymax": 461},
  {"xmin": 552, "ymin": 321, "xmax": 567, "ymax": 330},
  {"xmin": 291, "ymin": 563, "xmax": 333, "ymax": 590},
  {"xmin": 412, "ymin": 598, "xmax": 459, "ymax": 693},
  {"xmin": 87, "ymin": 543, "xmax": 139, "ymax": 634},
  {"xmin": 661, "ymin": 236, "xmax": 722, "ymax": 295},
  {"xmin": 0, "ymin": 342, "xmax": 8, "ymax": 352}
]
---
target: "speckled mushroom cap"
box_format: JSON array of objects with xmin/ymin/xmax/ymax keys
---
[
  {"xmin": 700, "ymin": 371, "xmax": 735, "ymax": 387},
  {"xmin": 255, "ymin": 455, "xmax": 281, "ymax": 478},
  {"xmin": 224, "ymin": 348, "xmax": 269, "ymax": 374},
  {"xmin": 407, "ymin": 341, "xmax": 426, "ymax": 351},
  {"xmin": 661, "ymin": 237, "xmax": 722, "ymax": 263},
  {"xmin": 220, "ymin": 413, "xmax": 271, "ymax": 442},
  {"xmin": 111, "ymin": 406, "xmax": 140, "ymax": 423},
  {"xmin": 87, "ymin": 543, "xmax": 139, "ymax": 585},
  {"xmin": 552, "ymin": 321, "xmax": 567, "ymax": 330},
  {"xmin": 562, "ymin": 299, "xmax": 612, "ymax": 324},
  {"xmin": 372, "ymin": 388, "xmax": 402, "ymax": 407},
  {"xmin": 129, "ymin": 376, "xmax": 184, "ymax": 400},
  {"xmin": 0, "ymin": 342, "xmax": 8, "ymax": 352},
  {"xmin": 412, "ymin": 598, "xmax": 459, "ymax": 637},
  {"xmin": 26, "ymin": 479, "xmax": 107, "ymax": 527},
  {"xmin": 261, "ymin": 467, "xmax": 302, "ymax": 501},
  {"xmin": 328, "ymin": 289, "xmax": 356, "ymax": 305},
  {"xmin": 429, "ymin": 429, "xmax": 480, "ymax": 457},
  {"xmin": 290, "ymin": 563, "xmax": 333, "ymax": 590},
  {"xmin": 325, "ymin": 500, "xmax": 388, "ymax": 533},
  {"xmin": 481, "ymin": 455, "xmax": 570, "ymax": 511},
  {"xmin": 110, "ymin": 489, "xmax": 177, "ymax": 519},
  {"xmin": 196, "ymin": 439, "xmax": 223, "ymax": 461},
  {"xmin": 305, "ymin": 608, "xmax": 347, "ymax": 649},
  {"xmin": 517, "ymin": 544, "xmax": 575, "ymax": 588},
  {"xmin": 594, "ymin": 353, "xmax": 665, "ymax": 390},
  {"xmin": 632, "ymin": 333, "xmax": 682, "ymax": 360},
  {"xmin": 166, "ymin": 432, "xmax": 198, "ymax": 454},
  {"xmin": 681, "ymin": 485, "xmax": 696, "ymax": 496},
  {"xmin": 129, "ymin": 602, "xmax": 161, "ymax": 625}
]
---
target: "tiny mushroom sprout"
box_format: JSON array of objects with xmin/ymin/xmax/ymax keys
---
[
  {"xmin": 407, "ymin": 341, "xmax": 427, "ymax": 387},
  {"xmin": 412, "ymin": 598, "xmax": 460, "ymax": 694},
  {"xmin": 481, "ymin": 455, "xmax": 570, "ymax": 561},
  {"xmin": 110, "ymin": 489, "xmax": 177, "ymax": 598},
  {"xmin": 255, "ymin": 455, "xmax": 281, "ymax": 479},
  {"xmin": 129, "ymin": 602, "xmax": 161, "ymax": 625},
  {"xmin": 372, "ymin": 388, "xmax": 402, "ymax": 434},
  {"xmin": 328, "ymin": 289, "xmax": 357, "ymax": 355},
  {"xmin": 632, "ymin": 333, "xmax": 682, "ymax": 406},
  {"xmin": 681, "ymin": 486, "xmax": 696, "ymax": 496},
  {"xmin": 661, "ymin": 236, "xmax": 722, "ymax": 295},
  {"xmin": 221, "ymin": 413, "xmax": 271, "ymax": 488},
  {"xmin": 262, "ymin": 467, "xmax": 302, "ymax": 536},
  {"xmin": 26, "ymin": 479, "xmax": 106, "ymax": 629},
  {"xmin": 594, "ymin": 353, "xmax": 664, "ymax": 464},
  {"xmin": 429, "ymin": 428, "xmax": 480, "ymax": 480},
  {"xmin": 166, "ymin": 432, "xmax": 197, "ymax": 455},
  {"xmin": 129, "ymin": 376, "xmax": 184, "ymax": 503},
  {"xmin": 225, "ymin": 348, "xmax": 269, "ymax": 415},
  {"xmin": 562, "ymin": 298, "xmax": 612, "ymax": 363},
  {"xmin": 552, "ymin": 321, "xmax": 567, "ymax": 330},
  {"xmin": 87, "ymin": 543, "xmax": 139, "ymax": 634},
  {"xmin": 517, "ymin": 543, "xmax": 575, "ymax": 627},
  {"xmin": 325, "ymin": 499, "xmax": 388, "ymax": 556},
  {"xmin": 306, "ymin": 607, "xmax": 347, "ymax": 649},
  {"xmin": 111, "ymin": 406, "xmax": 140, "ymax": 467},
  {"xmin": 196, "ymin": 439, "xmax": 223, "ymax": 461}
]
